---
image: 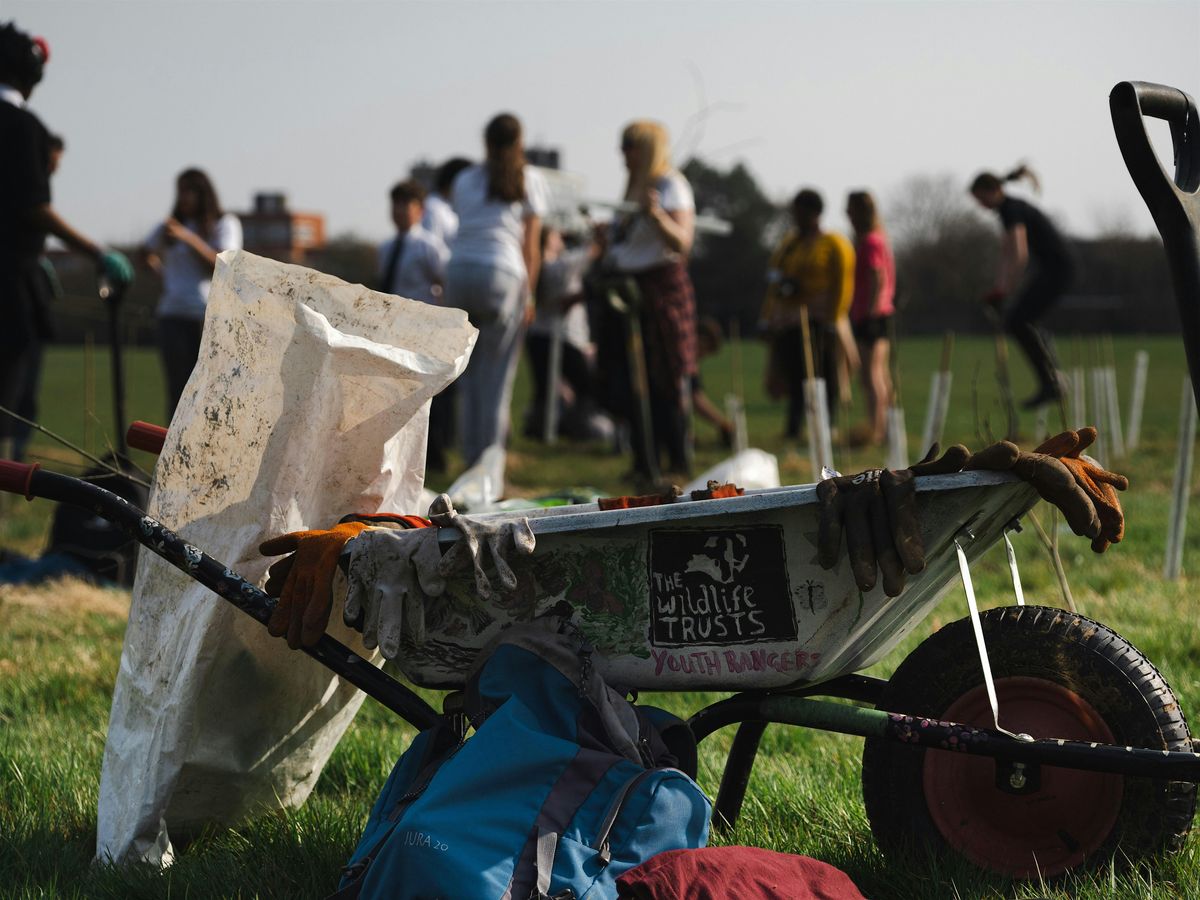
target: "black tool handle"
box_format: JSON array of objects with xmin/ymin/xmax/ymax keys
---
[
  {"xmin": 1110, "ymin": 81, "xmax": 1200, "ymax": 400},
  {"xmin": 0, "ymin": 460, "xmax": 441, "ymax": 730},
  {"xmin": 99, "ymin": 280, "xmax": 130, "ymax": 459}
]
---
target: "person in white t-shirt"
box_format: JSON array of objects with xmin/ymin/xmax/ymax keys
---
[
  {"xmin": 604, "ymin": 120, "xmax": 698, "ymax": 479},
  {"xmin": 422, "ymin": 157, "xmax": 471, "ymax": 246},
  {"xmin": 377, "ymin": 179, "xmax": 448, "ymax": 304},
  {"xmin": 141, "ymin": 168, "xmax": 242, "ymax": 419},
  {"xmin": 377, "ymin": 178, "xmax": 454, "ymax": 470},
  {"xmin": 445, "ymin": 112, "xmax": 548, "ymax": 467}
]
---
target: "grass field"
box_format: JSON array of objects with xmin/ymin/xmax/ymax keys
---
[{"xmin": 3, "ymin": 334, "xmax": 1200, "ymax": 898}]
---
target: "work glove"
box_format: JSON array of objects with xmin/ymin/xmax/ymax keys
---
[
  {"xmin": 343, "ymin": 526, "xmax": 445, "ymax": 659},
  {"xmin": 98, "ymin": 249, "xmax": 135, "ymax": 289},
  {"xmin": 817, "ymin": 467, "xmax": 924, "ymax": 597},
  {"xmin": 340, "ymin": 494, "xmax": 536, "ymax": 659},
  {"xmin": 816, "ymin": 443, "xmax": 975, "ymax": 598},
  {"xmin": 260, "ymin": 520, "xmax": 371, "ymax": 648},
  {"xmin": 425, "ymin": 493, "xmax": 536, "ymax": 602},
  {"xmin": 965, "ymin": 427, "xmax": 1128, "ymax": 552}
]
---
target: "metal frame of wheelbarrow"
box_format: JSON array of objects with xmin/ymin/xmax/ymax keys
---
[
  {"xmin": 2, "ymin": 78, "xmax": 1199, "ymax": 843},
  {"xmin": 4, "ymin": 456, "xmax": 1200, "ymax": 831}
]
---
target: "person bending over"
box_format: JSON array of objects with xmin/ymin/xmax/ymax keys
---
[{"xmin": 970, "ymin": 164, "xmax": 1074, "ymax": 410}]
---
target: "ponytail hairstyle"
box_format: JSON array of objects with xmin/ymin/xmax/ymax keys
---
[
  {"xmin": 484, "ymin": 113, "xmax": 526, "ymax": 204},
  {"xmin": 171, "ymin": 168, "xmax": 223, "ymax": 240},
  {"xmin": 971, "ymin": 163, "xmax": 1041, "ymax": 196},
  {"xmin": 621, "ymin": 120, "xmax": 672, "ymax": 202},
  {"xmin": 847, "ymin": 190, "xmax": 882, "ymax": 235}
]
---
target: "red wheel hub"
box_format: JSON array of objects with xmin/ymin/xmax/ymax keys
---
[{"xmin": 922, "ymin": 676, "xmax": 1123, "ymax": 878}]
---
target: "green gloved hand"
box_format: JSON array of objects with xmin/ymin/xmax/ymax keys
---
[
  {"xmin": 260, "ymin": 520, "xmax": 371, "ymax": 649},
  {"xmin": 98, "ymin": 249, "xmax": 134, "ymax": 289}
]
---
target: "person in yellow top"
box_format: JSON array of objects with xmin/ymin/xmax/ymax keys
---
[{"xmin": 760, "ymin": 189, "xmax": 855, "ymax": 438}]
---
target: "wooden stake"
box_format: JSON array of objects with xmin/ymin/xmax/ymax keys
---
[
  {"xmin": 1165, "ymin": 377, "xmax": 1197, "ymax": 580},
  {"xmin": 992, "ymin": 329, "xmax": 1017, "ymax": 441}
]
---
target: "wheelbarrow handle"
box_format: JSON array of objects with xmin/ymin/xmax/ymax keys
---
[
  {"xmin": 1110, "ymin": 80, "xmax": 1200, "ymax": 400},
  {"xmin": 0, "ymin": 460, "xmax": 441, "ymax": 730},
  {"xmin": 127, "ymin": 420, "xmax": 168, "ymax": 455}
]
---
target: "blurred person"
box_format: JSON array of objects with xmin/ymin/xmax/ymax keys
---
[
  {"xmin": 46, "ymin": 130, "xmax": 63, "ymax": 175},
  {"xmin": 692, "ymin": 317, "xmax": 735, "ymax": 448},
  {"xmin": 141, "ymin": 168, "xmax": 242, "ymax": 420},
  {"xmin": 759, "ymin": 189, "xmax": 854, "ymax": 439},
  {"xmin": 971, "ymin": 164, "xmax": 1074, "ymax": 409},
  {"xmin": 377, "ymin": 179, "xmax": 448, "ymax": 303},
  {"xmin": 445, "ymin": 113, "xmax": 548, "ymax": 467},
  {"xmin": 423, "ymin": 157, "xmax": 471, "ymax": 246},
  {"xmin": 12, "ymin": 132, "xmax": 66, "ymax": 461},
  {"xmin": 606, "ymin": 119, "xmax": 698, "ymax": 479},
  {"xmin": 524, "ymin": 226, "xmax": 601, "ymax": 441},
  {"xmin": 846, "ymin": 190, "xmax": 895, "ymax": 447},
  {"xmin": 0, "ymin": 22, "xmax": 133, "ymax": 459},
  {"xmin": 377, "ymin": 178, "xmax": 453, "ymax": 470}
]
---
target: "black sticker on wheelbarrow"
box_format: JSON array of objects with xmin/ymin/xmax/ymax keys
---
[{"xmin": 648, "ymin": 526, "xmax": 796, "ymax": 647}]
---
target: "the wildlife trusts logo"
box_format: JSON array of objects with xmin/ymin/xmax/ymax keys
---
[{"xmin": 648, "ymin": 526, "xmax": 797, "ymax": 647}]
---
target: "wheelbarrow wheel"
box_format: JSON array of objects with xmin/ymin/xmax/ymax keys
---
[{"xmin": 861, "ymin": 605, "xmax": 1195, "ymax": 879}]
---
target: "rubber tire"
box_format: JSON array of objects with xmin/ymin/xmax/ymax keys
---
[{"xmin": 862, "ymin": 605, "xmax": 1196, "ymax": 877}]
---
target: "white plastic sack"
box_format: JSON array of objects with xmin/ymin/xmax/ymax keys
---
[
  {"xmin": 96, "ymin": 250, "xmax": 476, "ymax": 865},
  {"xmin": 682, "ymin": 448, "xmax": 781, "ymax": 494}
]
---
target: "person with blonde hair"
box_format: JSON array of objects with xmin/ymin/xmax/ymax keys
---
[
  {"xmin": 605, "ymin": 119, "xmax": 698, "ymax": 478},
  {"xmin": 846, "ymin": 191, "xmax": 895, "ymax": 446},
  {"xmin": 445, "ymin": 112, "xmax": 548, "ymax": 467},
  {"xmin": 970, "ymin": 164, "xmax": 1073, "ymax": 409}
]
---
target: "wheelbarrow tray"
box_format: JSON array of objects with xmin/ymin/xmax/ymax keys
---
[{"xmin": 389, "ymin": 471, "xmax": 1038, "ymax": 690}]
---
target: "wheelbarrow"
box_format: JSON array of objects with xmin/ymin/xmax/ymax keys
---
[{"xmin": 3, "ymin": 80, "xmax": 1199, "ymax": 882}]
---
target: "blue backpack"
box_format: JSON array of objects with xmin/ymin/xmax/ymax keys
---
[{"xmin": 334, "ymin": 620, "xmax": 711, "ymax": 899}]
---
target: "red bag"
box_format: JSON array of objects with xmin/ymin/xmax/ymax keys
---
[{"xmin": 616, "ymin": 846, "xmax": 867, "ymax": 900}]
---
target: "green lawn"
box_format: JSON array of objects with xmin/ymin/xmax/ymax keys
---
[{"xmin": 3, "ymin": 335, "xmax": 1200, "ymax": 898}]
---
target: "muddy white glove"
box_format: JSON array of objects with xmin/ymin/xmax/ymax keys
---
[
  {"xmin": 426, "ymin": 493, "xmax": 536, "ymax": 602},
  {"xmin": 342, "ymin": 495, "xmax": 535, "ymax": 659},
  {"xmin": 343, "ymin": 526, "xmax": 445, "ymax": 658}
]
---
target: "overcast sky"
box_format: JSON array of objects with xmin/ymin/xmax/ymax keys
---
[{"xmin": 11, "ymin": 0, "xmax": 1199, "ymax": 245}]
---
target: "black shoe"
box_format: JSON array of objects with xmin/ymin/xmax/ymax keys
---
[{"xmin": 1021, "ymin": 382, "xmax": 1063, "ymax": 410}]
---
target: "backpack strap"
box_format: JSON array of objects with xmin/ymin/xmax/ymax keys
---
[
  {"xmin": 326, "ymin": 721, "xmax": 458, "ymax": 900},
  {"xmin": 535, "ymin": 826, "xmax": 558, "ymax": 898}
]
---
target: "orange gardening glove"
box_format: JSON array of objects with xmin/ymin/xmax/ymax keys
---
[
  {"xmin": 965, "ymin": 428, "xmax": 1128, "ymax": 553},
  {"xmin": 260, "ymin": 521, "xmax": 371, "ymax": 649},
  {"xmin": 1034, "ymin": 426, "xmax": 1128, "ymax": 552}
]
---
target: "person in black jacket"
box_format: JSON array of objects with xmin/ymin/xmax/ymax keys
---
[
  {"xmin": 971, "ymin": 165, "xmax": 1074, "ymax": 409},
  {"xmin": 0, "ymin": 22, "xmax": 132, "ymax": 459}
]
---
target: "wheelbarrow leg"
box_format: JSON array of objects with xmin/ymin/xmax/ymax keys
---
[{"xmin": 713, "ymin": 720, "xmax": 768, "ymax": 833}]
